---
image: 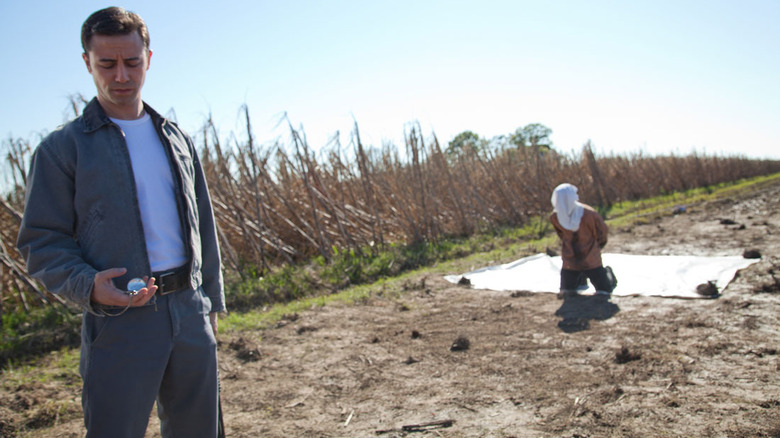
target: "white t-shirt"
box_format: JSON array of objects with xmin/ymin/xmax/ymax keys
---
[{"xmin": 111, "ymin": 113, "xmax": 187, "ymax": 272}]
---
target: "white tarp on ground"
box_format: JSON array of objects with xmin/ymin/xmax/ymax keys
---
[{"xmin": 444, "ymin": 253, "xmax": 760, "ymax": 299}]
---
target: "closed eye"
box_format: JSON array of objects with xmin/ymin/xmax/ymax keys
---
[{"xmin": 96, "ymin": 57, "xmax": 142, "ymax": 69}]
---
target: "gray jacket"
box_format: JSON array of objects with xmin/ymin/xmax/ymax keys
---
[{"xmin": 17, "ymin": 98, "xmax": 225, "ymax": 314}]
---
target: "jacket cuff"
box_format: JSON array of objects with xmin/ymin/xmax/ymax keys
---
[
  {"xmin": 80, "ymin": 273, "xmax": 104, "ymax": 316},
  {"xmin": 209, "ymin": 296, "xmax": 227, "ymax": 313}
]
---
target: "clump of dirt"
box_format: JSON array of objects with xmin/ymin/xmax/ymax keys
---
[
  {"xmin": 755, "ymin": 282, "xmax": 780, "ymax": 293},
  {"xmin": 227, "ymin": 337, "xmax": 261, "ymax": 363},
  {"xmin": 753, "ymin": 267, "xmax": 780, "ymax": 294},
  {"xmin": 274, "ymin": 313, "xmax": 299, "ymax": 328},
  {"xmin": 449, "ymin": 335, "xmax": 470, "ymax": 352},
  {"xmin": 695, "ymin": 281, "xmax": 719, "ymax": 297},
  {"xmin": 510, "ymin": 290, "xmax": 534, "ymax": 297},
  {"xmin": 614, "ymin": 346, "xmax": 641, "ymax": 364},
  {"xmin": 403, "ymin": 356, "xmax": 420, "ymax": 365},
  {"xmin": 295, "ymin": 325, "xmax": 318, "ymax": 335}
]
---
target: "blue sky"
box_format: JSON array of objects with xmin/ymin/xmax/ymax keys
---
[{"xmin": 2, "ymin": 0, "xmax": 778, "ymax": 159}]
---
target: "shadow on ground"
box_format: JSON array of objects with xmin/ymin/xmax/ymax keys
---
[{"xmin": 555, "ymin": 295, "xmax": 620, "ymax": 333}]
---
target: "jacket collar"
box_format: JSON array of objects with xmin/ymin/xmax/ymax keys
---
[{"xmin": 81, "ymin": 97, "xmax": 165, "ymax": 133}]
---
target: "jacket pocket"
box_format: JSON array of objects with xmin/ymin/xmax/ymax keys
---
[
  {"xmin": 76, "ymin": 206, "xmax": 104, "ymax": 250},
  {"xmin": 175, "ymin": 152, "xmax": 195, "ymax": 187}
]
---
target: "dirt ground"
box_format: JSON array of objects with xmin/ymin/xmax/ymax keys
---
[{"xmin": 4, "ymin": 179, "xmax": 780, "ymax": 437}]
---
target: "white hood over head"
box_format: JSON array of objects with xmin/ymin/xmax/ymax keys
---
[{"xmin": 551, "ymin": 183, "xmax": 584, "ymax": 231}]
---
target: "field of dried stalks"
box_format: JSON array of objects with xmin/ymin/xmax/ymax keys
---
[
  {"xmin": 3, "ymin": 120, "xmax": 780, "ymax": 315},
  {"xmin": 3, "ymin": 166, "xmax": 780, "ymax": 437}
]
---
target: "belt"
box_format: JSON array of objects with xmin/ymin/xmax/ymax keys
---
[{"xmin": 152, "ymin": 266, "xmax": 190, "ymax": 295}]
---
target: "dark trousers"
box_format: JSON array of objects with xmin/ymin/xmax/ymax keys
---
[
  {"xmin": 80, "ymin": 287, "xmax": 218, "ymax": 438},
  {"xmin": 560, "ymin": 266, "xmax": 616, "ymax": 293}
]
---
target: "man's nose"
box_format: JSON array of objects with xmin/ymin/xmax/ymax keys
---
[{"xmin": 114, "ymin": 63, "xmax": 129, "ymax": 83}]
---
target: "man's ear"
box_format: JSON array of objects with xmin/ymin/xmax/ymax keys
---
[
  {"xmin": 82, "ymin": 52, "xmax": 92, "ymax": 73},
  {"xmin": 146, "ymin": 49, "xmax": 153, "ymax": 70}
]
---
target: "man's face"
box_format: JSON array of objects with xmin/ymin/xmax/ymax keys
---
[{"xmin": 82, "ymin": 32, "xmax": 151, "ymax": 119}]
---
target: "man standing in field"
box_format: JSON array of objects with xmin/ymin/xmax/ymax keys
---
[{"xmin": 17, "ymin": 7, "xmax": 225, "ymax": 437}]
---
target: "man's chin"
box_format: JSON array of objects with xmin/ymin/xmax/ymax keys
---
[{"xmin": 110, "ymin": 91, "xmax": 138, "ymax": 101}]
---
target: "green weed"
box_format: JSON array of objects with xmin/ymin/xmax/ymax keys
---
[{"xmin": 1, "ymin": 305, "xmax": 80, "ymax": 368}]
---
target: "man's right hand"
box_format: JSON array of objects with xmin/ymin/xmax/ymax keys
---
[{"xmin": 91, "ymin": 268, "xmax": 158, "ymax": 307}]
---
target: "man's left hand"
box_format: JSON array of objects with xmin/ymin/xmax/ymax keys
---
[{"xmin": 209, "ymin": 312, "xmax": 219, "ymax": 337}]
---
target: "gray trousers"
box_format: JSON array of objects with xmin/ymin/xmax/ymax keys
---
[{"xmin": 79, "ymin": 288, "xmax": 218, "ymax": 438}]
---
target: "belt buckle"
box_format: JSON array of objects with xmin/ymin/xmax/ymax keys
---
[{"xmin": 158, "ymin": 271, "xmax": 176, "ymax": 295}]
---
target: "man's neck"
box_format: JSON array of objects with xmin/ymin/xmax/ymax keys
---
[{"xmin": 98, "ymin": 97, "xmax": 145, "ymax": 120}]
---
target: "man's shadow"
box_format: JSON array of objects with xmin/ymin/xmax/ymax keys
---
[{"xmin": 555, "ymin": 295, "xmax": 620, "ymax": 333}]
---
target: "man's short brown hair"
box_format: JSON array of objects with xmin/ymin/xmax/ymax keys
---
[{"xmin": 81, "ymin": 7, "xmax": 150, "ymax": 53}]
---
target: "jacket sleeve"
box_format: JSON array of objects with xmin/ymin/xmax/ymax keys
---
[
  {"xmin": 550, "ymin": 213, "xmax": 565, "ymax": 238},
  {"xmin": 191, "ymin": 143, "xmax": 225, "ymax": 313},
  {"xmin": 595, "ymin": 212, "xmax": 609, "ymax": 249},
  {"xmin": 16, "ymin": 141, "xmax": 99, "ymax": 313}
]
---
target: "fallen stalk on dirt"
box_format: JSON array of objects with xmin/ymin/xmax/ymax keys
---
[{"xmin": 375, "ymin": 419, "xmax": 455, "ymax": 434}]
